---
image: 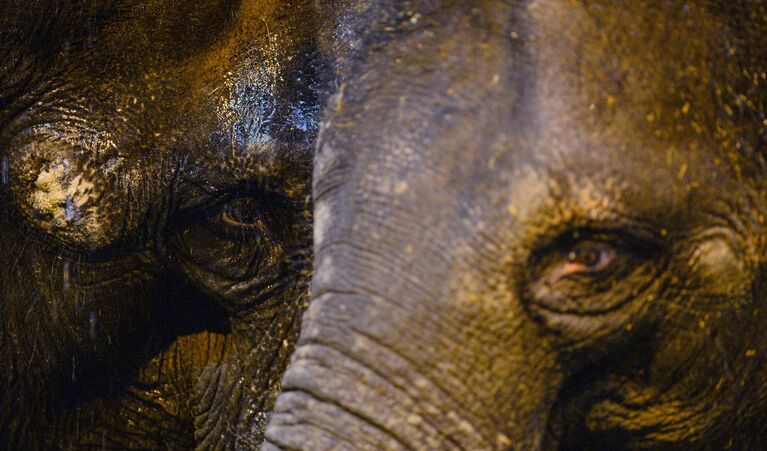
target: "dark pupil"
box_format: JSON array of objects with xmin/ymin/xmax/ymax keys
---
[{"xmin": 567, "ymin": 247, "xmax": 600, "ymax": 267}]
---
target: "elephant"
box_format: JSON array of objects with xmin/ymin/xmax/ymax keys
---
[
  {"xmin": 265, "ymin": 0, "xmax": 767, "ymax": 449},
  {"xmin": 0, "ymin": 0, "xmax": 319, "ymax": 448}
]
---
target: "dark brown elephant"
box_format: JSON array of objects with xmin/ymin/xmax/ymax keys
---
[
  {"xmin": 265, "ymin": 1, "xmax": 767, "ymax": 449},
  {"xmin": 0, "ymin": 1, "xmax": 319, "ymax": 448}
]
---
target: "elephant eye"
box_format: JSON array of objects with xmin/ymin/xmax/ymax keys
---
[
  {"xmin": 533, "ymin": 238, "xmax": 625, "ymax": 287},
  {"xmin": 218, "ymin": 197, "xmax": 267, "ymax": 232},
  {"xmin": 525, "ymin": 227, "xmax": 663, "ymax": 319},
  {"xmin": 559, "ymin": 243, "xmax": 616, "ymax": 277}
]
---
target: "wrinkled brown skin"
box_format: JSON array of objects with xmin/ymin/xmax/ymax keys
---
[
  {"xmin": 265, "ymin": 1, "xmax": 767, "ymax": 449},
  {"xmin": 0, "ymin": 1, "xmax": 318, "ymax": 448}
]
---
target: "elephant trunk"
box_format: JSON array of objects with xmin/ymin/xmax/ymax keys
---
[
  {"xmin": 265, "ymin": 4, "xmax": 567, "ymax": 446},
  {"xmin": 264, "ymin": 247, "xmax": 565, "ymax": 450}
]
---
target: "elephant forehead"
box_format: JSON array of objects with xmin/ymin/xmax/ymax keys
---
[
  {"xmin": 523, "ymin": 0, "xmax": 765, "ymax": 164},
  {"xmin": 433, "ymin": 1, "xmax": 756, "ymax": 188},
  {"xmin": 318, "ymin": 0, "xmax": 764, "ymax": 246}
]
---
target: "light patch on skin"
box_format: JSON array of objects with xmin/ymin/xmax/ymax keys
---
[
  {"xmin": 314, "ymin": 142, "xmax": 337, "ymax": 182},
  {"xmin": 557, "ymin": 173, "xmax": 630, "ymax": 226},
  {"xmin": 689, "ymin": 235, "xmax": 745, "ymax": 294},
  {"xmin": 504, "ymin": 166, "xmax": 551, "ymax": 220},
  {"xmin": 312, "ymin": 253, "xmax": 336, "ymax": 289},
  {"xmin": 367, "ymin": 172, "xmax": 400, "ymax": 195},
  {"xmin": 28, "ymin": 159, "xmax": 104, "ymax": 242},
  {"xmin": 102, "ymin": 156, "xmax": 123, "ymax": 174},
  {"xmin": 358, "ymin": 145, "xmax": 419, "ymax": 198},
  {"xmin": 313, "ymin": 200, "xmax": 330, "ymax": 248},
  {"xmin": 570, "ymin": 176, "xmax": 615, "ymax": 212}
]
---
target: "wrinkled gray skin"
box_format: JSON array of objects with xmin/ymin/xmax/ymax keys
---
[
  {"xmin": 266, "ymin": 1, "xmax": 767, "ymax": 449},
  {"xmin": 0, "ymin": 1, "xmax": 318, "ymax": 448}
]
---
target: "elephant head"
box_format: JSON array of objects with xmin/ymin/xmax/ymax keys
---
[
  {"xmin": 266, "ymin": 1, "xmax": 767, "ymax": 449},
  {"xmin": 0, "ymin": 1, "xmax": 319, "ymax": 448}
]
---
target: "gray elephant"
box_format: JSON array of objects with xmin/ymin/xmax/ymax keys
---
[
  {"xmin": 265, "ymin": 0, "xmax": 767, "ymax": 449},
  {"xmin": 0, "ymin": 1, "xmax": 319, "ymax": 448}
]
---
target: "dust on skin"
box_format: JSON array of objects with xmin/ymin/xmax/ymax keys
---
[{"xmin": 29, "ymin": 158, "xmax": 101, "ymax": 238}]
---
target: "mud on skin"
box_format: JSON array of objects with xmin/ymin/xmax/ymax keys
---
[
  {"xmin": 265, "ymin": 1, "xmax": 767, "ymax": 450},
  {"xmin": 0, "ymin": 1, "xmax": 320, "ymax": 448}
]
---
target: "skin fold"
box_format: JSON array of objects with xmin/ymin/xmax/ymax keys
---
[
  {"xmin": 0, "ymin": 1, "xmax": 319, "ymax": 448},
  {"xmin": 265, "ymin": 1, "xmax": 767, "ymax": 449}
]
